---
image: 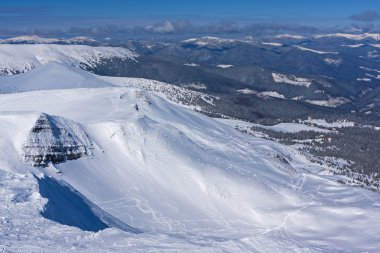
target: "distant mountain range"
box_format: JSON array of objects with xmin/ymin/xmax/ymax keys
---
[{"xmin": 0, "ymin": 34, "xmax": 379, "ymax": 122}]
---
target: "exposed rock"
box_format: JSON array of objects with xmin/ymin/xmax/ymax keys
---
[{"xmin": 22, "ymin": 113, "xmax": 93, "ymax": 166}]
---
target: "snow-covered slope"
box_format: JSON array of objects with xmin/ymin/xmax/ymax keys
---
[
  {"xmin": 275, "ymin": 33, "xmax": 380, "ymax": 41},
  {"xmin": 0, "ymin": 48, "xmax": 378, "ymax": 251},
  {"xmin": 0, "ymin": 61, "xmax": 218, "ymax": 112},
  {"xmin": 182, "ymin": 36, "xmax": 236, "ymax": 46},
  {"xmin": 314, "ymin": 33, "xmax": 380, "ymax": 41},
  {"xmin": 0, "ymin": 35, "xmax": 98, "ymax": 45},
  {"xmin": 293, "ymin": 45, "xmax": 338, "ymax": 55},
  {"xmin": 0, "ymin": 62, "xmax": 111, "ymax": 93},
  {"xmin": 0, "ymin": 44, "xmax": 137, "ymax": 75},
  {"xmin": 1, "ymin": 83, "xmax": 380, "ymax": 252},
  {"xmin": 99, "ymin": 75, "xmax": 218, "ymax": 109},
  {"xmin": 275, "ymin": 34, "xmax": 305, "ymax": 40}
]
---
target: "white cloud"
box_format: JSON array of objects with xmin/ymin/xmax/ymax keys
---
[{"xmin": 146, "ymin": 21, "xmax": 175, "ymax": 33}]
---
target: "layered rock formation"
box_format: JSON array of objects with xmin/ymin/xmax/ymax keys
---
[{"xmin": 22, "ymin": 113, "xmax": 92, "ymax": 166}]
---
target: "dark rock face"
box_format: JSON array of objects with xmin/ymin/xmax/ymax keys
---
[{"xmin": 22, "ymin": 113, "xmax": 92, "ymax": 166}]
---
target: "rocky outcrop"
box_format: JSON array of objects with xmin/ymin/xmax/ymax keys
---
[{"xmin": 22, "ymin": 113, "xmax": 93, "ymax": 166}]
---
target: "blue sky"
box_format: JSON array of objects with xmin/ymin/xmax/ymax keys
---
[
  {"xmin": 1, "ymin": 0, "xmax": 379, "ymax": 26},
  {"xmin": 0, "ymin": 0, "xmax": 379, "ymax": 39}
]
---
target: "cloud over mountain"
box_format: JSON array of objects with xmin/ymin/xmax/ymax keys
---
[{"xmin": 350, "ymin": 10, "xmax": 380, "ymax": 22}]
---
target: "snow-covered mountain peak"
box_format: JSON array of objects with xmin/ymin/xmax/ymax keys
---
[
  {"xmin": 64, "ymin": 36, "xmax": 98, "ymax": 44},
  {"xmin": 0, "ymin": 44, "xmax": 138, "ymax": 75},
  {"xmin": 0, "ymin": 61, "xmax": 111, "ymax": 93},
  {"xmin": 0, "ymin": 35, "xmax": 98, "ymax": 45},
  {"xmin": 0, "ymin": 35, "xmax": 60, "ymax": 44},
  {"xmin": 274, "ymin": 33, "xmax": 380, "ymax": 41},
  {"xmin": 313, "ymin": 33, "xmax": 380, "ymax": 41},
  {"xmin": 275, "ymin": 34, "xmax": 305, "ymax": 40},
  {"xmin": 182, "ymin": 36, "xmax": 236, "ymax": 46}
]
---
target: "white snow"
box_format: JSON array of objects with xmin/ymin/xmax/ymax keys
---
[
  {"xmin": 0, "ymin": 56, "xmax": 379, "ymax": 252},
  {"xmin": 291, "ymin": 95, "xmax": 304, "ymax": 100},
  {"xmin": 305, "ymin": 97, "xmax": 349, "ymax": 107},
  {"xmin": 365, "ymin": 73, "xmax": 380, "ymax": 80},
  {"xmin": 0, "ymin": 111, "xmax": 42, "ymax": 167},
  {"xmin": 0, "ymin": 62, "xmax": 110, "ymax": 93},
  {"xmin": 184, "ymin": 63, "xmax": 199, "ymax": 67},
  {"xmin": 275, "ymin": 34, "xmax": 305, "ymax": 40},
  {"xmin": 180, "ymin": 82, "xmax": 207, "ymax": 90},
  {"xmin": 216, "ymin": 64, "xmax": 234, "ymax": 68},
  {"xmin": 237, "ymin": 88, "xmax": 257, "ymax": 94},
  {"xmin": 65, "ymin": 36, "xmax": 97, "ymax": 44},
  {"xmin": 359, "ymin": 67, "xmax": 380, "ymax": 80},
  {"xmin": 182, "ymin": 36, "xmax": 235, "ymax": 46},
  {"xmin": 237, "ymin": 89, "xmax": 285, "ymax": 99},
  {"xmin": 0, "ymin": 58, "xmax": 218, "ymax": 110},
  {"xmin": 324, "ymin": 58, "xmax": 342, "ymax": 65},
  {"xmin": 359, "ymin": 66, "xmax": 380, "ymax": 73},
  {"xmin": 260, "ymin": 91, "xmax": 286, "ymax": 99},
  {"xmin": 99, "ymin": 76, "xmax": 217, "ymax": 107},
  {"xmin": 367, "ymin": 50, "xmax": 380, "ymax": 58},
  {"xmin": 0, "ymin": 35, "xmax": 97, "ymax": 44},
  {"xmin": 357, "ymin": 78, "xmax": 372, "ymax": 82},
  {"xmin": 1, "ymin": 89, "xmax": 379, "ymax": 252},
  {"xmin": 0, "ymin": 35, "xmax": 61, "ymax": 44},
  {"xmin": 262, "ymin": 42, "xmax": 283, "ymax": 46},
  {"xmin": 217, "ymin": 118, "xmax": 330, "ymax": 134},
  {"xmin": 293, "ymin": 45, "xmax": 338, "ymax": 55},
  {"xmin": 272, "ymin": 73, "xmax": 312, "ymax": 87},
  {"xmin": 274, "ymin": 33, "xmax": 380, "ymax": 45},
  {"xmin": 0, "ymin": 44, "xmax": 137, "ymax": 75},
  {"xmin": 341, "ymin": 44, "xmax": 365, "ymax": 48},
  {"xmin": 314, "ymin": 33, "xmax": 380, "ymax": 41}
]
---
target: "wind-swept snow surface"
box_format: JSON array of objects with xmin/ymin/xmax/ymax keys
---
[
  {"xmin": 0, "ymin": 57, "xmax": 379, "ymax": 252},
  {"xmin": 0, "ymin": 35, "xmax": 98, "ymax": 45},
  {"xmin": 314, "ymin": 33, "xmax": 380, "ymax": 41},
  {"xmin": 36, "ymin": 175, "xmax": 142, "ymax": 233},
  {"xmin": 1, "ymin": 84, "xmax": 380, "ymax": 252},
  {"xmin": 293, "ymin": 45, "xmax": 338, "ymax": 55},
  {"xmin": 0, "ymin": 44, "xmax": 137, "ymax": 75},
  {"xmin": 0, "ymin": 62, "xmax": 110, "ymax": 93}
]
